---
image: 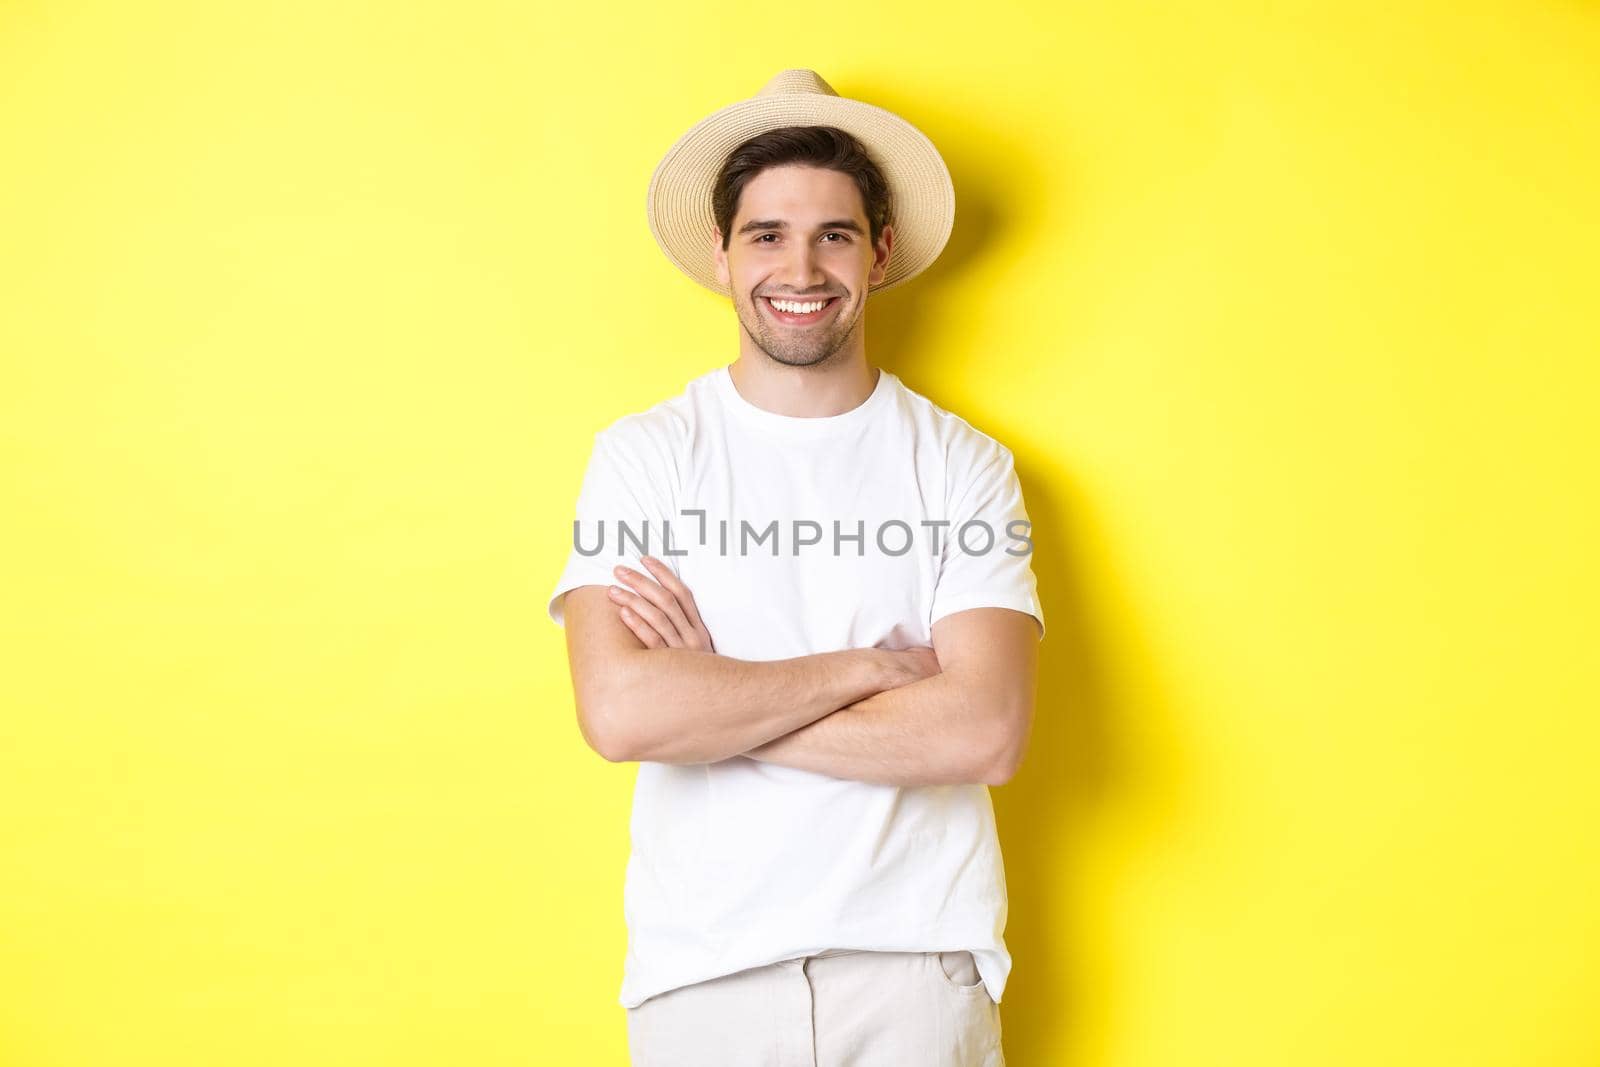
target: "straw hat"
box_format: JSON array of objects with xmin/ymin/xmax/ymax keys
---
[{"xmin": 645, "ymin": 69, "xmax": 955, "ymax": 298}]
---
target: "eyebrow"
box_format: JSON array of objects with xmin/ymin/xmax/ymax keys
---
[{"xmin": 736, "ymin": 218, "xmax": 865, "ymax": 236}]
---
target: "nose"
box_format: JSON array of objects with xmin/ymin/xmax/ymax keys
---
[{"xmin": 778, "ymin": 237, "xmax": 829, "ymax": 291}]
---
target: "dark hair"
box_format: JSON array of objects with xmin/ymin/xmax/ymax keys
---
[{"xmin": 711, "ymin": 126, "xmax": 892, "ymax": 251}]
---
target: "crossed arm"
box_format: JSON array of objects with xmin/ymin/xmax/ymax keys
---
[{"xmin": 558, "ymin": 556, "xmax": 1040, "ymax": 787}]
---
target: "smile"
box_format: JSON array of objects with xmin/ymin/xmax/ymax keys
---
[{"xmin": 763, "ymin": 296, "xmax": 840, "ymax": 325}]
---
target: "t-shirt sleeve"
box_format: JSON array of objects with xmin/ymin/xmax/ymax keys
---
[
  {"xmin": 547, "ymin": 428, "xmax": 678, "ymax": 628},
  {"xmin": 928, "ymin": 441, "xmax": 1046, "ymax": 640}
]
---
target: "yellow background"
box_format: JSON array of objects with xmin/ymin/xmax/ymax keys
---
[{"xmin": 3, "ymin": 1, "xmax": 1597, "ymax": 1064}]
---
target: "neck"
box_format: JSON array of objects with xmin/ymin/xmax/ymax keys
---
[{"xmin": 726, "ymin": 353, "xmax": 880, "ymax": 419}]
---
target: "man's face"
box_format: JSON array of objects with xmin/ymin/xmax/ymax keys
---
[{"xmin": 713, "ymin": 164, "xmax": 893, "ymax": 368}]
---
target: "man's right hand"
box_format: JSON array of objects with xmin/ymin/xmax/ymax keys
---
[{"xmin": 878, "ymin": 645, "xmax": 942, "ymax": 690}]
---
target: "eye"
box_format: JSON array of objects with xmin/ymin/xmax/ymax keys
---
[{"xmin": 753, "ymin": 232, "xmax": 849, "ymax": 244}]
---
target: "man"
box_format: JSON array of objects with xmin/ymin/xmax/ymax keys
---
[{"xmin": 547, "ymin": 69, "xmax": 1044, "ymax": 1067}]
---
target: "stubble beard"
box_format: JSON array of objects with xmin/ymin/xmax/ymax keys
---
[{"xmin": 737, "ymin": 290, "xmax": 860, "ymax": 368}]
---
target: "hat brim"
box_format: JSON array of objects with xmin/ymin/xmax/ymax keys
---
[{"xmin": 646, "ymin": 94, "xmax": 955, "ymax": 298}]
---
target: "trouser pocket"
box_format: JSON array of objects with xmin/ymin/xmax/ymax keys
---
[{"xmin": 932, "ymin": 949, "xmax": 987, "ymax": 994}]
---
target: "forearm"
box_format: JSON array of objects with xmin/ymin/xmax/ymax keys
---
[
  {"xmin": 743, "ymin": 671, "xmax": 997, "ymax": 787},
  {"xmin": 609, "ymin": 647, "xmax": 894, "ymax": 765}
]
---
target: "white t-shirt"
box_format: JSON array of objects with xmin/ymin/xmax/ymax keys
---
[{"xmin": 547, "ymin": 363, "xmax": 1045, "ymax": 1009}]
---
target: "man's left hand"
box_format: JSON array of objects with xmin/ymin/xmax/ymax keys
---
[{"xmin": 606, "ymin": 555, "xmax": 716, "ymax": 652}]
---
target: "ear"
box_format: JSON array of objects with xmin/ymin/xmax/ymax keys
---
[
  {"xmin": 867, "ymin": 223, "xmax": 894, "ymax": 287},
  {"xmin": 712, "ymin": 228, "xmax": 729, "ymax": 289}
]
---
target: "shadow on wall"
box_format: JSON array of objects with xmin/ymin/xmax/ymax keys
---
[{"xmin": 865, "ymin": 123, "xmax": 1199, "ymax": 1063}]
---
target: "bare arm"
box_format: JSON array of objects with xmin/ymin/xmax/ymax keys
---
[
  {"xmin": 558, "ymin": 582, "xmax": 936, "ymax": 765},
  {"xmin": 743, "ymin": 607, "xmax": 1041, "ymax": 787}
]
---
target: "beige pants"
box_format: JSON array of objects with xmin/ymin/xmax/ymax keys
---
[{"xmin": 624, "ymin": 949, "xmax": 1006, "ymax": 1066}]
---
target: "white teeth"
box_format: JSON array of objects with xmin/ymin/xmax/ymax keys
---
[{"xmin": 768, "ymin": 297, "xmax": 831, "ymax": 314}]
